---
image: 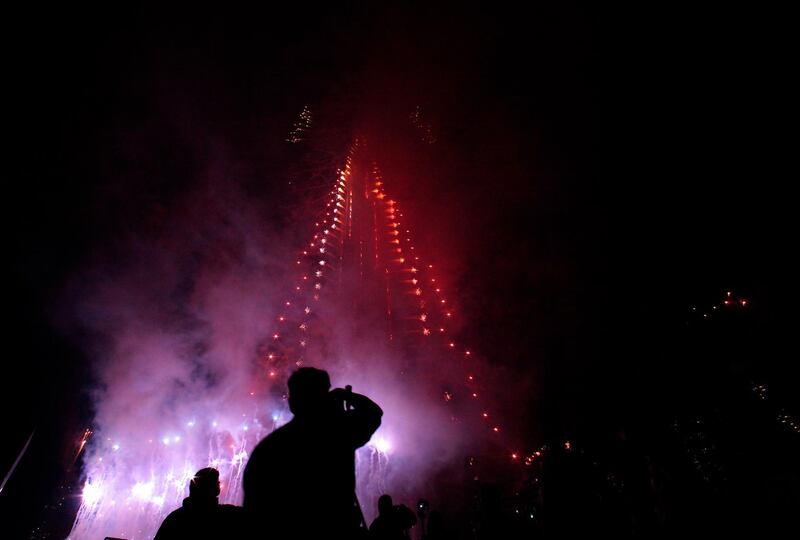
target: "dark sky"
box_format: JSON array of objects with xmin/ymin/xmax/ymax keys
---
[{"xmin": 3, "ymin": 2, "xmax": 796, "ymax": 536}]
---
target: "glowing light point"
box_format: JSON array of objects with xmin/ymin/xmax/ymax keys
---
[
  {"xmin": 373, "ymin": 437, "xmax": 391, "ymax": 453},
  {"xmin": 132, "ymin": 481, "xmax": 154, "ymax": 501},
  {"xmin": 82, "ymin": 482, "xmax": 102, "ymax": 505}
]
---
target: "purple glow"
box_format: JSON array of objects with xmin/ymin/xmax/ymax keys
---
[{"xmin": 65, "ymin": 151, "xmax": 503, "ymax": 539}]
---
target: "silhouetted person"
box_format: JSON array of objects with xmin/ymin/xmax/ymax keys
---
[
  {"xmin": 369, "ymin": 494, "xmax": 417, "ymax": 540},
  {"xmin": 154, "ymin": 467, "xmax": 244, "ymax": 540},
  {"xmin": 424, "ymin": 511, "xmax": 446, "ymax": 540},
  {"xmin": 244, "ymin": 367, "xmax": 383, "ymax": 539}
]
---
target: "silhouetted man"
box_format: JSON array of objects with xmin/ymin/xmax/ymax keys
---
[
  {"xmin": 369, "ymin": 494, "xmax": 417, "ymax": 540},
  {"xmin": 244, "ymin": 367, "xmax": 383, "ymax": 539},
  {"xmin": 154, "ymin": 467, "xmax": 244, "ymax": 540}
]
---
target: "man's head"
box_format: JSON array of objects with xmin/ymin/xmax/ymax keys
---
[
  {"xmin": 287, "ymin": 367, "xmax": 332, "ymax": 417},
  {"xmin": 189, "ymin": 467, "xmax": 220, "ymax": 501},
  {"xmin": 378, "ymin": 494, "xmax": 393, "ymax": 516}
]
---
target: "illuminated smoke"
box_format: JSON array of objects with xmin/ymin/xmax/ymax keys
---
[{"xmin": 62, "ymin": 142, "xmax": 500, "ymax": 539}]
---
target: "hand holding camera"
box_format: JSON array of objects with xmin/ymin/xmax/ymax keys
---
[{"xmin": 329, "ymin": 385, "xmax": 353, "ymax": 410}]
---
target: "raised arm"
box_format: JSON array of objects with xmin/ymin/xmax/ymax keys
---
[{"xmin": 332, "ymin": 387, "xmax": 383, "ymax": 448}]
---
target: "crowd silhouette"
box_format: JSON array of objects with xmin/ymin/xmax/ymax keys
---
[
  {"xmin": 153, "ymin": 467, "xmax": 244, "ymax": 539},
  {"xmin": 153, "ymin": 366, "xmax": 388, "ymax": 539},
  {"xmin": 142, "ymin": 364, "xmax": 756, "ymax": 539},
  {"xmin": 368, "ymin": 494, "xmax": 416, "ymax": 540}
]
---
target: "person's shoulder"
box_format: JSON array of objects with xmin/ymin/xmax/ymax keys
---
[
  {"xmin": 369, "ymin": 515, "xmax": 388, "ymax": 532},
  {"xmin": 249, "ymin": 421, "xmax": 295, "ymax": 457},
  {"xmin": 272, "ymin": 420, "xmax": 296, "ymax": 436},
  {"xmin": 154, "ymin": 505, "xmax": 186, "ymax": 536},
  {"xmin": 217, "ymin": 503, "xmax": 245, "ymax": 520},
  {"xmin": 163, "ymin": 506, "xmax": 187, "ymax": 520},
  {"xmin": 256, "ymin": 422, "xmax": 283, "ymax": 443}
]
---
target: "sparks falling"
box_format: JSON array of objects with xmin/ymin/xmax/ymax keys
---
[{"xmin": 67, "ymin": 138, "xmax": 515, "ymax": 539}]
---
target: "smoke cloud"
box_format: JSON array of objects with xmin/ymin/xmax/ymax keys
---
[{"xmin": 62, "ymin": 135, "xmax": 493, "ymax": 539}]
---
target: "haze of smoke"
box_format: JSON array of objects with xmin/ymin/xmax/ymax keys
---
[{"xmin": 63, "ymin": 156, "xmax": 481, "ymax": 538}]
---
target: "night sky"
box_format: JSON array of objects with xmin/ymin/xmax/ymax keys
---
[{"xmin": 3, "ymin": 3, "xmax": 797, "ymax": 537}]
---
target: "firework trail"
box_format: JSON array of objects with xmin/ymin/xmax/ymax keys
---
[
  {"xmin": 1, "ymin": 430, "xmax": 35, "ymax": 495},
  {"xmin": 66, "ymin": 134, "xmax": 510, "ymax": 539}
]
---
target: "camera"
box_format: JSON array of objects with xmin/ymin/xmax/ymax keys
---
[{"xmin": 327, "ymin": 385, "xmax": 353, "ymax": 411}]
